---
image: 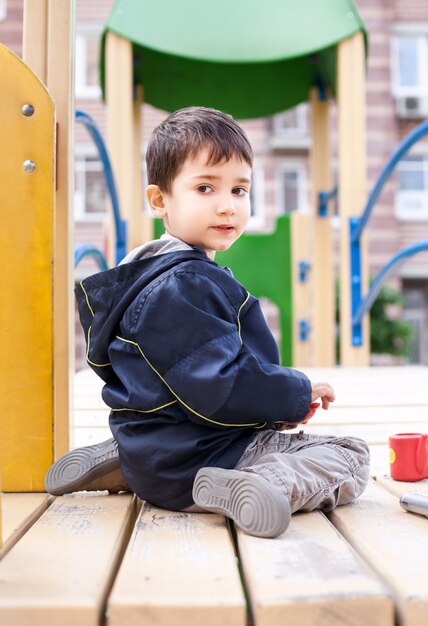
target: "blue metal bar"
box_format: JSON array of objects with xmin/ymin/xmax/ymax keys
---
[
  {"xmin": 318, "ymin": 186, "xmax": 337, "ymax": 217},
  {"xmin": 74, "ymin": 244, "xmax": 109, "ymax": 272},
  {"xmin": 352, "ymin": 119, "xmax": 428, "ymax": 243},
  {"xmin": 350, "ymin": 218, "xmax": 363, "ymax": 346},
  {"xmin": 352, "ymin": 240, "xmax": 428, "ymax": 328},
  {"xmin": 75, "ymin": 110, "xmax": 127, "ymax": 264}
]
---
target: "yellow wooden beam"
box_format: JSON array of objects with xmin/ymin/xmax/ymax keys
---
[
  {"xmin": 46, "ymin": 0, "xmax": 75, "ymax": 459},
  {"xmin": 0, "ymin": 44, "xmax": 55, "ymax": 491},
  {"xmin": 310, "ymin": 88, "xmax": 335, "ymax": 366},
  {"xmin": 337, "ymin": 33, "xmax": 369, "ymax": 366}
]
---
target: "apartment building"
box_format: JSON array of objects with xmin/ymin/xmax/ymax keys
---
[{"xmin": 1, "ymin": 0, "xmax": 428, "ymax": 365}]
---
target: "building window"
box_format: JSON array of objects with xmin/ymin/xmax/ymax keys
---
[
  {"xmin": 75, "ymin": 151, "xmax": 107, "ymax": 221},
  {"xmin": 403, "ymin": 284, "xmax": 426, "ymax": 364},
  {"xmin": 393, "ymin": 33, "xmax": 428, "ymax": 95},
  {"xmin": 392, "ymin": 27, "xmax": 428, "ymax": 117},
  {"xmin": 247, "ymin": 164, "xmax": 265, "ymax": 231},
  {"xmin": 276, "ymin": 162, "xmax": 307, "ymax": 215},
  {"xmin": 75, "ymin": 25, "xmax": 102, "ymax": 99},
  {"xmin": 0, "ymin": 0, "xmax": 7, "ymax": 21},
  {"xmin": 395, "ymin": 155, "xmax": 428, "ymax": 220},
  {"xmin": 272, "ymin": 105, "xmax": 308, "ymax": 136}
]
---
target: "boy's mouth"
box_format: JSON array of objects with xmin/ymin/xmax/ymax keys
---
[{"xmin": 212, "ymin": 224, "xmax": 235, "ymax": 232}]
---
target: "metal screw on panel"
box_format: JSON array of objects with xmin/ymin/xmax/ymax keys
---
[
  {"xmin": 22, "ymin": 104, "xmax": 35, "ymax": 117},
  {"xmin": 23, "ymin": 160, "xmax": 36, "ymax": 173}
]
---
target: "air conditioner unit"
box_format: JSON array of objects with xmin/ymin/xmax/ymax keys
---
[{"xmin": 395, "ymin": 96, "xmax": 428, "ymax": 120}]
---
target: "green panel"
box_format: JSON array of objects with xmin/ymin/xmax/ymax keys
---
[
  {"xmin": 153, "ymin": 216, "xmax": 293, "ymax": 365},
  {"xmin": 100, "ymin": 0, "xmax": 366, "ymax": 118}
]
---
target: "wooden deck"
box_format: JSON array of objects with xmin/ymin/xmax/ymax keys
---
[{"xmin": 1, "ymin": 366, "xmax": 428, "ymax": 626}]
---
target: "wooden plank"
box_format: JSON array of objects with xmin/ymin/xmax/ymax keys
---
[
  {"xmin": 337, "ymin": 32, "xmax": 369, "ymax": 366},
  {"xmin": 47, "ymin": 0, "xmax": 75, "ymax": 459},
  {"xmin": 374, "ymin": 475, "xmax": 428, "ymax": 498},
  {"xmin": 310, "ymin": 87, "xmax": 335, "ymax": 367},
  {"xmin": 329, "ymin": 480, "xmax": 428, "ymax": 626},
  {"xmin": 369, "ymin": 445, "xmax": 390, "ymax": 476},
  {"xmin": 302, "ymin": 367, "xmax": 428, "ymax": 407},
  {"xmin": 72, "ymin": 404, "xmax": 428, "ymax": 428},
  {"xmin": 313, "ymin": 405, "xmax": 428, "ymax": 424},
  {"xmin": 72, "ymin": 427, "xmax": 111, "ymax": 449},
  {"xmin": 303, "ymin": 421, "xmax": 426, "ymax": 445},
  {"xmin": 0, "ymin": 494, "xmax": 53, "ymax": 560},
  {"xmin": 237, "ymin": 510, "xmax": 393, "ymax": 626},
  {"xmin": 0, "ymin": 493, "xmax": 136, "ymax": 626},
  {"xmin": 107, "ymin": 503, "xmax": 246, "ymax": 626}
]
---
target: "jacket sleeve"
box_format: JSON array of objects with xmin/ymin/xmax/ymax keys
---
[{"xmin": 127, "ymin": 269, "xmax": 311, "ymax": 429}]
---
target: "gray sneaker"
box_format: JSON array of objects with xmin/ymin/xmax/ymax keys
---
[
  {"xmin": 44, "ymin": 438, "xmax": 130, "ymax": 495},
  {"xmin": 192, "ymin": 467, "xmax": 291, "ymax": 538}
]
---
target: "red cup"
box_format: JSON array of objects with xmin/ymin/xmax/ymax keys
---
[{"xmin": 389, "ymin": 433, "xmax": 428, "ymax": 482}]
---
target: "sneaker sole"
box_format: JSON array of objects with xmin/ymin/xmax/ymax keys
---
[
  {"xmin": 192, "ymin": 467, "xmax": 290, "ymax": 538},
  {"xmin": 45, "ymin": 438, "xmax": 120, "ymax": 495}
]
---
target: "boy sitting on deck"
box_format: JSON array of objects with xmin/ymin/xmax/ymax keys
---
[{"xmin": 46, "ymin": 106, "xmax": 369, "ymax": 538}]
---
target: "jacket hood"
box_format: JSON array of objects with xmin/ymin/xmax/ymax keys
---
[{"xmin": 75, "ymin": 246, "xmax": 214, "ymax": 381}]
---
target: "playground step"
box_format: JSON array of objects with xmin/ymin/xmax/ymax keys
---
[
  {"xmin": 0, "ymin": 493, "xmax": 136, "ymax": 626},
  {"xmin": 329, "ymin": 480, "xmax": 428, "ymax": 626},
  {"xmin": 107, "ymin": 503, "xmax": 246, "ymax": 626},
  {"xmin": 0, "ymin": 493, "xmax": 53, "ymax": 559},
  {"xmin": 236, "ymin": 508, "xmax": 393, "ymax": 626},
  {"xmin": 2, "ymin": 479, "xmax": 427, "ymax": 626}
]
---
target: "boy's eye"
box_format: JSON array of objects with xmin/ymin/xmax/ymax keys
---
[
  {"xmin": 232, "ymin": 187, "xmax": 248, "ymax": 196},
  {"xmin": 197, "ymin": 185, "xmax": 213, "ymax": 193}
]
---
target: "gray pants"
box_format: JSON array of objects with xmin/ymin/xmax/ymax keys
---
[{"xmin": 188, "ymin": 430, "xmax": 370, "ymax": 513}]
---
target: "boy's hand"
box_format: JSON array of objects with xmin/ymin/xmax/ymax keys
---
[
  {"xmin": 311, "ymin": 382, "xmax": 335, "ymax": 410},
  {"xmin": 275, "ymin": 381, "xmax": 335, "ymax": 431}
]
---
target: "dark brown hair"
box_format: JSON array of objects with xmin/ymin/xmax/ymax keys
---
[{"xmin": 146, "ymin": 106, "xmax": 253, "ymax": 193}]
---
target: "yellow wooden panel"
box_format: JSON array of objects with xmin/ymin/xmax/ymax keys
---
[
  {"xmin": 0, "ymin": 44, "xmax": 55, "ymax": 490},
  {"xmin": 0, "ymin": 494, "xmax": 136, "ymax": 626},
  {"xmin": 330, "ymin": 480, "xmax": 428, "ymax": 626},
  {"xmin": 108, "ymin": 503, "xmax": 246, "ymax": 626},
  {"xmin": 237, "ymin": 510, "xmax": 393, "ymax": 626}
]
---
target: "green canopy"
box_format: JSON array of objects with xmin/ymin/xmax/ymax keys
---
[{"xmin": 101, "ymin": 0, "xmax": 366, "ymax": 119}]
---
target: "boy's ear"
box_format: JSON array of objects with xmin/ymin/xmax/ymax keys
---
[{"xmin": 146, "ymin": 184, "xmax": 167, "ymax": 218}]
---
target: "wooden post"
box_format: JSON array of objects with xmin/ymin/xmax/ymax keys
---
[
  {"xmin": 337, "ymin": 33, "xmax": 369, "ymax": 366},
  {"xmin": 291, "ymin": 214, "xmax": 313, "ymax": 367},
  {"xmin": 106, "ymin": 32, "xmax": 146, "ymax": 264},
  {"xmin": 310, "ymin": 87, "xmax": 335, "ymax": 366},
  {"xmin": 46, "ymin": 0, "xmax": 75, "ymax": 458},
  {"xmin": 22, "ymin": 0, "xmax": 48, "ymax": 82},
  {"xmin": 133, "ymin": 85, "xmax": 153, "ymax": 244}
]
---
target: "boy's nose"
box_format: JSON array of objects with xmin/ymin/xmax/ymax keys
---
[{"xmin": 217, "ymin": 196, "xmax": 236, "ymax": 215}]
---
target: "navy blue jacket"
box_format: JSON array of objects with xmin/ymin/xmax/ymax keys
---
[{"xmin": 75, "ymin": 248, "xmax": 312, "ymax": 510}]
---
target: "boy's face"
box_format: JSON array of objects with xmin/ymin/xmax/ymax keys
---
[{"xmin": 147, "ymin": 148, "xmax": 252, "ymax": 260}]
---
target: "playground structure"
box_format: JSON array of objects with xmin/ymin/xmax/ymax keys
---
[
  {"xmin": 2, "ymin": 0, "xmax": 428, "ymax": 493},
  {"xmin": 1, "ymin": 2, "xmax": 428, "ymax": 623}
]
